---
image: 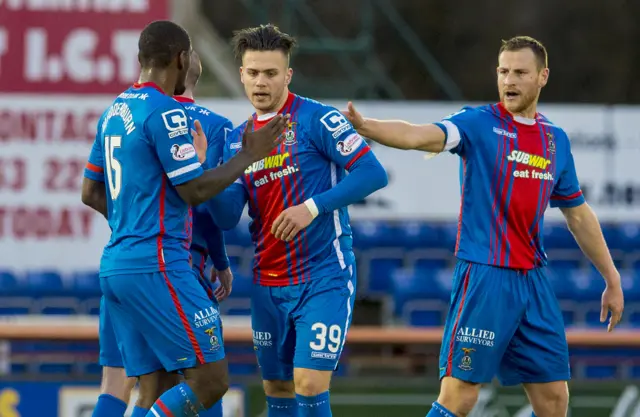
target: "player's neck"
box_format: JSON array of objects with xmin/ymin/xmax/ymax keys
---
[
  {"xmin": 179, "ymin": 89, "xmax": 195, "ymax": 100},
  {"xmin": 254, "ymin": 88, "xmax": 290, "ymax": 117},
  {"xmin": 137, "ymin": 68, "xmax": 175, "ymax": 96}
]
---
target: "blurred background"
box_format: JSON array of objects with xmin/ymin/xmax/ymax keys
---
[{"xmin": 1, "ymin": 0, "xmax": 640, "ymax": 416}]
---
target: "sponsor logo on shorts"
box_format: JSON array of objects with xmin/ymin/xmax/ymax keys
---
[
  {"xmin": 253, "ymin": 330, "xmax": 273, "ymax": 347},
  {"xmin": 205, "ymin": 327, "xmax": 221, "ymax": 351},
  {"xmin": 311, "ymin": 351, "xmax": 337, "ymax": 360},
  {"xmin": 194, "ymin": 306, "xmax": 219, "ymax": 329},
  {"xmin": 456, "ymin": 327, "xmax": 495, "ymax": 347},
  {"xmin": 459, "ymin": 347, "xmax": 475, "ymax": 371}
]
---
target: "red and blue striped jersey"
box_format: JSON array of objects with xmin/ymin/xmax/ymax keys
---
[
  {"xmin": 84, "ymin": 82, "xmax": 203, "ymax": 276},
  {"xmin": 223, "ymin": 93, "xmax": 371, "ymax": 286},
  {"xmin": 435, "ymin": 103, "xmax": 585, "ymax": 270}
]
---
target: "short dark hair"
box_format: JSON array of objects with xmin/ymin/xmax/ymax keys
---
[
  {"xmin": 499, "ymin": 36, "xmax": 548, "ymax": 69},
  {"xmin": 231, "ymin": 24, "xmax": 297, "ymax": 62},
  {"xmin": 138, "ymin": 20, "xmax": 191, "ymax": 68},
  {"xmin": 186, "ymin": 51, "xmax": 202, "ymax": 89}
]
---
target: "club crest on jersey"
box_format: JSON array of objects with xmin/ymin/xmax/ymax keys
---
[
  {"xmin": 547, "ymin": 132, "xmax": 556, "ymax": 154},
  {"xmin": 283, "ymin": 121, "xmax": 297, "ymax": 146}
]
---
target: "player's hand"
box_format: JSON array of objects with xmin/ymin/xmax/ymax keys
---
[
  {"xmin": 241, "ymin": 114, "xmax": 289, "ymax": 162},
  {"xmin": 601, "ymin": 281, "xmax": 624, "ymax": 332},
  {"xmin": 271, "ymin": 203, "xmax": 314, "ymax": 242},
  {"xmin": 342, "ymin": 101, "xmax": 365, "ymax": 130},
  {"xmin": 211, "ymin": 267, "xmax": 233, "ymax": 302},
  {"xmin": 192, "ymin": 119, "xmax": 207, "ymax": 164}
]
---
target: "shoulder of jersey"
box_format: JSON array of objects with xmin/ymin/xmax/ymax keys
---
[{"xmin": 537, "ymin": 112, "xmax": 570, "ymax": 142}]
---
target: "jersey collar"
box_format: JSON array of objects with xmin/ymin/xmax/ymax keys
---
[
  {"xmin": 133, "ymin": 82, "xmax": 165, "ymax": 95},
  {"xmin": 173, "ymin": 96, "xmax": 195, "ymax": 103},
  {"xmin": 255, "ymin": 92, "xmax": 296, "ymax": 122},
  {"xmin": 497, "ymin": 102, "xmax": 537, "ymax": 125}
]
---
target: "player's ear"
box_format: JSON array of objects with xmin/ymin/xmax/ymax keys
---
[
  {"xmin": 177, "ymin": 50, "xmax": 189, "ymax": 71},
  {"xmin": 285, "ymin": 68, "xmax": 293, "ymax": 85},
  {"xmin": 539, "ymin": 67, "xmax": 549, "ymax": 88},
  {"xmin": 239, "ymin": 67, "xmax": 245, "ymax": 83}
]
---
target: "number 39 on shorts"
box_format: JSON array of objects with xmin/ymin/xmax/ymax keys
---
[{"xmin": 309, "ymin": 322, "xmax": 342, "ymax": 353}]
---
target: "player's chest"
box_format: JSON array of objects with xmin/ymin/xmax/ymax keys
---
[
  {"xmin": 480, "ymin": 127, "xmax": 559, "ymax": 188},
  {"xmin": 240, "ymin": 142, "xmax": 317, "ymax": 192}
]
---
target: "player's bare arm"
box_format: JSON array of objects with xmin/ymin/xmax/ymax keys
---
[
  {"xmin": 342, "ymin": 101, "xmax": 446, "ymax": 153},
  {"xmin": 560, "ymin": 203, "xmax": 624, "ymax": 331},
  {"xmin": 81, "ymin": 177, "xmax": 108, "ymax": 218},
  {"xmin": 176, "ymin": 114, "xmax": 288, "ymax": 206}
]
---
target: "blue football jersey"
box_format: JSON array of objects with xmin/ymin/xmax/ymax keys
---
[
  {"xmin": 435, "ymin": 102, "xmax": 585, "ymax": 269},
  {"xmin": 223, "ymin": 93, "xmax": 371, "ymax": 285},
  {"xmin": 174, "ymin": 96, "xmax": 232, "ymax": 253},
  {"xmin": 84, "ymin": 82, "xmax": 204, "ymax": 276}
]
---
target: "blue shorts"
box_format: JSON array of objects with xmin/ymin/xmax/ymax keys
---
[
  {"xmin": 251, "ymin": 265, "xmax": 356, "ymax": 381},
  {"xmin": 439, "ymin": 260, "xmax": 570, "ymax": 386},
  {"xmin": 98, "ymin": 295, "xmax": 124, "ymax": 368},
  {"xmin": 191, "ymin": 247, "xmax": 216, "ymax": 301},
  {"xmin": 100, "ymin": 269, "xmax": 225, "ymax": 377}
]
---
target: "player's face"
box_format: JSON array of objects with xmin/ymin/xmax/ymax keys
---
[
  {"xmin": 240, "ymin": 50, "xmax": 293, "ymax": 114},
  {"xmin": 173, "ymin": 49, "xmax": 192, "ymax": 96},
  {"xmin": 497, "ymin": 48, "xmax": 548, "ymax": 116}
]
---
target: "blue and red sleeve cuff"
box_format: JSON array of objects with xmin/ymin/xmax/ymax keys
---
[
  {"xmin": 550, "ymin": 190, "xmax": 585, "ymax": 208},
  {"xmin": 84, "ymin": 162, "xmax": 104, "ymax": 182}
]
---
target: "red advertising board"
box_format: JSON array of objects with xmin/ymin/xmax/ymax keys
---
[{"xmin": 0, "ymin": 0, "xmax": 168, "ymax": 94}]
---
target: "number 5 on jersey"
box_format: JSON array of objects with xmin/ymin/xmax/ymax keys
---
[{"xmin": 105, "ymin": 135, "xmax": 122, "ymax": 199}]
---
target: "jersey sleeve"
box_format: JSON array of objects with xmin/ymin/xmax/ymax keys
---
[
  {"xmin": 550, "ymin": 140, "xmax": 585, "ymax": 208},
  {"xmin": 204, "ymin": 118, "xmax": 233, "ymax": 170},
  {"xmin": 310, "ymin": 107, "xmax": 371, "ymax": 171},
  {"xmin": 434, "ymin": 107, "xmax": 478, "ymax": 157},
  {"xmin": 84, "ymin": 115, "xmax": 105, "ymax": 182},
  {"xmin": 145, "ymin": 101, "xmax": 204, "ymax": 186}
]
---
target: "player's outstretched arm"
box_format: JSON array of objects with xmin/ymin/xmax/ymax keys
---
[
  {"xmin": 81, "ymin": 177, "xmax": 107, "ymax": 218},
  {"xmin": 342, "ymin": 102, "xmax": 446, "ymax": 153},
  {"xmin": 560, "ymin": 203, "xmax": 624, "ymax": 331},
  {"xmin": 176, "ymin": 115, "xmax": 287, "ymax": 206}
]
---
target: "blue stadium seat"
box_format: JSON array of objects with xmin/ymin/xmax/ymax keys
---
[
  {"xmin": 351, "ymin": 221, "xmax": 399, "ymax": 249},
  {"xmin": 220, "ymin": 298, "xmax": 251, "ymax": 316},
  {"xmin": 546, "ymin": 251, "xmax": 583, "ymax": 270},
  {"xmin": 568, "ymin": 269, "xmax": 604, "ymax": 302},
  {"xmin": 0, "ymin": 297, "xmax": 33, "ymax": 314},
  {"xmin": 23, "ymin": 271, "xmax": 65, "ymax": 296},
  {"xmin": 391, "ymin": 268, "xmax": 443, "ymax": 317},
  {"xmin": 558, "ymin": 301, "xmax": 580, "ymax": 327},
  {"xmin": 407, "ymin": 251, "xmax": 451, "ymax": 271},
  {"xmin": 404, "ymin": 303, "xmax": 446, "ymax": 326},
  {"xmin": 601, "ymin": 223, "xmax": 623, "ymax": 250},
  {"xmin": 398, "ymin": 221, "xmax": 442, "ymax": 249},
  {"xmin": 618, "ymin": 223, "xmax": 640, "ymax": 250},
  {"xmin": 37, "ymin": 297, "xmax": 80, "ymax": 315},
  {"xmin": 439, "ymin": 222, "xmax": 459, "ymax": 251},
  {"xmin": 583, "ymin": 365, "xmax": 618, "ymax": 379},
  {"xmin": 0, "ymin": 270, "xmax": 19, "ymax": 293},
  {"xmin": 547, "ymin": 266, "xmax": 579, "ymax": 299},
  {"xmin": 543, "ymin": 223, "xmax": 578, "ymax": 250},
  {"xmin": 71, "ymin": 271, "xmax": 101, "ymax": 296},
  {"xmin": 361, "ymin": 249, "xmax": 405, "ymax": 294}
]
